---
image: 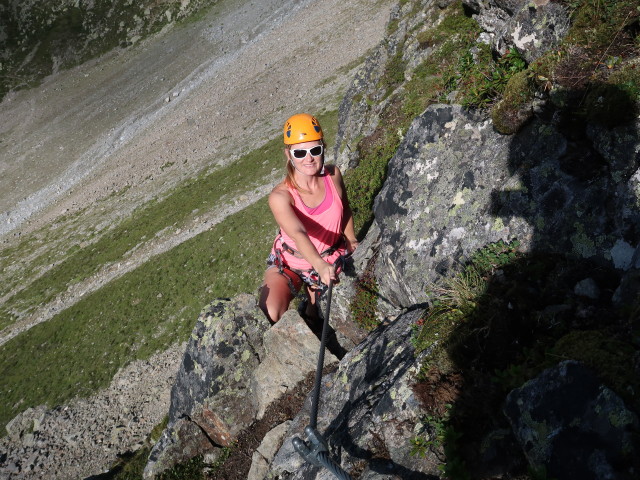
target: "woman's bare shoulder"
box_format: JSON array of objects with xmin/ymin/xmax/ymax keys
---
[{"xmin": 269, "ymin": 181, "xmax": 293, "ymax": 204}]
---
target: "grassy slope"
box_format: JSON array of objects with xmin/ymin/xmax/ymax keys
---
[
  {"xmin": 1, "ymin": 200, "xmax": 273, "ymax": 426},
  {"xmin": 0, "ymin": 111, "xmax": 338, "ymax": 430},
  {"xmin": 0, "ymin": 136, "xmax": 281, "ymax": 330}
]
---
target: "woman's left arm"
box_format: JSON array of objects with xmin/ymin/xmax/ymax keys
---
[{"xmin": 330, "ymin": 165, "xmax": 359, "ymax": 253}]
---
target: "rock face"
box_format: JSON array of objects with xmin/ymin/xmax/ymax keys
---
[
  {"xmin": 252, "ymin": 310, "xmax": 339, "ymax": 420},
  {"xmin": 142, "ymin": 84, "xmax": 640, "ymax": 480},
  {"xmin": 248, "ymin": 421, "xmax": 292, "ymax": 480},
  {"xmin": 140, "ymin": 1, "xmax": 640, "ymax": 478},
  {"xmin": 372, "ymin": 104, "xmax": 640, "ymax": 308},
  {"xmin": 462, "ymin": 0, "xmax": 570, "ymax": 62},
  {"xmin": 268, "ymin": 308, "xmax": 438, "ymax": 479},
  {"xmin": 144, "ymin": 295, "xmax": 339, "ymax": 477},
  {"xmin": 504, "ymin": 361, "xmax": 639, "ymax": 480},
  {"xmin": 170, "ymin": 295, "xmax": 267, "ymax": 441},
  {"xmin": 145, "ymin": 295, "xmax": 269, "ymax": 477}
]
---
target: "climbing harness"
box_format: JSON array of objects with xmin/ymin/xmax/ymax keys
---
[
  {"xmin": 292, "ymin": 280, "xmax": 354, "ymax": 480},
  {"xmin": 270, "ymin": 232, "xmax": 346, "ymax": 293}
]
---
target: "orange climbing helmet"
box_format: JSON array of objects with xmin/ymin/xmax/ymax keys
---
[{"xmin": 283, "ymin": 113, "xmax": 323, "ymax": 145}]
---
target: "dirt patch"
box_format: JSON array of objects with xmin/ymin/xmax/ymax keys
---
[
  {"xmin": 209, "ymin": 365, "xmax": 337, "ymax": 479},
  {"xmin": 412, "ymin": 368, "xmax": 463, "ymax": 417}
]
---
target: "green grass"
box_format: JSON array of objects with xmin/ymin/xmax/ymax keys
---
[
  {"xmin": 0, "ymin": 142, "xmax": 278, "ymax": 328},
  {"xmin": 407, "ymin": 2, "xmax": 483, "ymax": 112},
  {"xmin": 345, "ymin": 120, "xmax": 402, "ymax": 237},
  {"xmin": 0, "ymin": 199, "xmax": 274, "ymax": 430},
  {"xmin": 349, "ymin": 255, "xmax": 381, "ymax": 331}
]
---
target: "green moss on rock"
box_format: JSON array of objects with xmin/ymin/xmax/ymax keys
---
[
  {"xmin": 583, "ymin": 64, "xmax": 640, "ymax": 126},
  {"xmin": 491, "ymin": 70, "xmax": 536, "ymax": 134},
  {"xmin": 551, "ymin": 330, "xmax": 639, "ymax": 412}
]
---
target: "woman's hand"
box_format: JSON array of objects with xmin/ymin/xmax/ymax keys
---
[
  {"xmin": 346, "ymin": 237, "xmax": 360, "ymax": 254},
  {"xmin": 316, "ymin": 261, "xmax": 337, "ymax": 287}
]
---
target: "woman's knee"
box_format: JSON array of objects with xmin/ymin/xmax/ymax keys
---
[
  {"xmin": 260, "ymin": 267, "xmax": 307, "ymax": 323},
  {"xmin": 260, "ymin": 274, "xmax": 291, "ymax": 323}
]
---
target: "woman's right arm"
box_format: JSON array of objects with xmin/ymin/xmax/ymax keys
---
[{"xmin": 269, "ymin": 187, "xmax": 337, "ymax": 285}]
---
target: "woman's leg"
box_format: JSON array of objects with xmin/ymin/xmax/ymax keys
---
[{"xmin": 259, "ymin": 268, "xmax": 302, "ymax": 323}]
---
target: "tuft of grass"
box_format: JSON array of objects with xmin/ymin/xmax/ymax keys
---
[
  {"xmin": 415, "ymin": 239, "xmax": 522, "ymax": 355},
  {"xmin": 461, "ymin": 48, "xmax": 529, "ymax": 109},
  {"xmin": 466, "ymin": 239, "xmax": 522, "ymax": 273},
  {"xmin": 406, "ymin": 2, "xmax": 483, "ymax": 115},
  {"xmin": 562, "ymin": 0, "xmax": 639, "ymax": 54},
  {"xmin": 582, "ymin": 63, "xmax": 640, "ymax": 125},
  {"xmin": 405, "ymin": 0, "xmax": 639, "ymax": 135},
  {"xmin": 344, "ymin": 116, "xmax": 402, "ymax": 237},
  {"xmin": 491, "ymin": 69, "xmax": 536, "ymax": 134},
  {"xmin": 350, "ymin": 255, "xmax": 381, "ymax": 331},
  {"xmin": 380, "ymin": 50, "xmax": 407, "ymax": 99},
  {"xmin": 550, "ymin": 330, "xmax": 638, "ymax": 396},
  {"xmin": 158, "ymin": 455, "xmax": 205, "ymax": 480},
  {"xmin": 418, "ymin": 4, "xmax": 479, "ymax": 51}
]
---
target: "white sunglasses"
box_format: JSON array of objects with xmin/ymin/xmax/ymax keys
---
[{"xmin": 290, "ymin": 145, "xmax": 324, "ymax": 159}]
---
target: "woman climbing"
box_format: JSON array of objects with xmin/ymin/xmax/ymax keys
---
[{"xmin": 259, "ymin": 113, "xmax": 359, "ymax": 324}]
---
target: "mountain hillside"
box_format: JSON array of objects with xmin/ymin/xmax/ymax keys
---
[
  {"xmin": 0, "ymin": 0, "xmax": 396, "ymax": 476},
  {"xmin": 1, "ymin": 0, "xmax": 639, "ymax": 478}
]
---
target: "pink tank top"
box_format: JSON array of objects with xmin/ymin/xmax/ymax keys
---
[
  {"xmin": 301, "ymin": 175, "xmax": 333, "ymax": 215},
  {"xmin": 275, "ymin": 173, "xmax": 345, "ymax": 271}
]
